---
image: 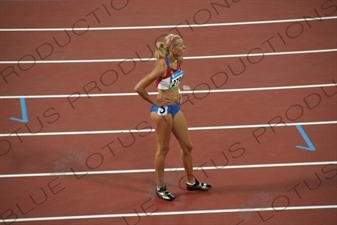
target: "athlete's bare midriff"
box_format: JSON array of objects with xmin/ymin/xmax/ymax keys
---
[{"xmin": 157, "ymin": 88, "xmax": 181, "ymax": 105}]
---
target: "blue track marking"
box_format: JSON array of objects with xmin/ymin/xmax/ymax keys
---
[
  {"xmin": 295, "ymin": 125, "xmax": 316, "ymax": 151},
  {"xmin": 9, "ymin": 98, "xmax": 28, "ymax": 123}
]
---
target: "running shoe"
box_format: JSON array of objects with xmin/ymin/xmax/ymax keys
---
[
  {"xmin": 156, "ymin": 186, "xmax": 175, "ymax": 201},
  {"xmin": 187, "ymin": 179, "xmax": 212, "ymax": 191}
]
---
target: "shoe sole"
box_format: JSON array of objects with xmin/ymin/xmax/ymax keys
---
[{"xmin": 187, "ymin": 186, "xmax": 212, "ymax": 191}]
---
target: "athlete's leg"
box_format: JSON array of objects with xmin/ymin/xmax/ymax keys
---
[
  {"xmin": 150, "ymin": 112, "xmax": 173, "ymax": 188},
  {"xmin": 172, "ymin": 110, "xmax": 212, "ymax": 191},
  {"xmin": 171, "ymin": 110, "xmax": 195, "ymax": 183}
]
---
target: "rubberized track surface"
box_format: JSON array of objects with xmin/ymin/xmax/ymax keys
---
[{"xmin": 0, "ymin": 1, "xmax": 336, "ymax": 225}]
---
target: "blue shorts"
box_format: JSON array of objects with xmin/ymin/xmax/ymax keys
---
[{"xmin": 150, "ymin": 104, "xmax": 181, "ymax": 117}]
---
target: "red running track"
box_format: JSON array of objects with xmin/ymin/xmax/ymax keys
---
[{"xmin": 0, "ymin": 1, "xmax": 336, "ymax": 225}]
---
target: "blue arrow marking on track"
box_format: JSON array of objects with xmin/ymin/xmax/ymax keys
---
[
  {"xmin": 10, "ymin": 98, "xmax": 28, "ymax": 123},
  {"xmin": 295, "ymin": 125, "xmax": 315, "ymax": 151}
]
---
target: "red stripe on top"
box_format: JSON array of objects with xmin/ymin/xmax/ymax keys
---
[
  {"xmin": 155, "ymin": 57, "xmax": 181, "ymax": 88},
  {"xmin": 155, "ymin": 65, "xmax": 181, "ymax": 88}
]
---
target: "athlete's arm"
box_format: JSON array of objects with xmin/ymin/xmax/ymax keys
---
[{"xmin": 134, "ymin": 59, "xmax": 170, "ymax": 106}]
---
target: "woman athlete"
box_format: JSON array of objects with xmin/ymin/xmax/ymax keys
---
[{"xmin": 134, "ymin": 34, "xmax": 212, "ymax": 201}]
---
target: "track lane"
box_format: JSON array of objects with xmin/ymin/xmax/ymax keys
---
[
  {"xmin": 0, "ymin": 165, "xmax": 336, "ymax": 224},
  {"xmin": 1, "ymin": 19, "xmax": 336, "ymax": 61},
  {"xmin": 5, "ymin": 209, "xmax": 336, "ymax": 225},
  {"xmin": 0, "ymin": 86, "xmax": 336, "ymax": 133},
  {"xmin": 1, "ymin": 51, "xmax": 336, "ymax": 96},
  {"xmin": 0, "ymin": 0, "xmax": 333, "ymax": 29},
  {"xmin": 0, "ymin": 124, "xmax": 336, "ymax": 174}
]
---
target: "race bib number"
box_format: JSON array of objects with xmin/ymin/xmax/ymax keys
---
[
  {"xmin": 157, "ymin": 106, "xmax": 168, "ymax": 116},
  {"xmin": 170, "ymin": 70, "xmax": 184, "ymax": 89}
]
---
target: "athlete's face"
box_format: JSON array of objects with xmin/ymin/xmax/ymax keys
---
[{"xmin": 172, "ymin": 39, "xmax": 186, "ymax": 56}]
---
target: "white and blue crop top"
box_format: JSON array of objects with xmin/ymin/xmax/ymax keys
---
[{"xmin": 155, "ymin": 57, "xmax": 184, "ymax": 90}]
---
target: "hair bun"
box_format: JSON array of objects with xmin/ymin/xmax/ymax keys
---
[{"xmin": 156, "ymin": 42, "xmax": 164, "ymax": 50}]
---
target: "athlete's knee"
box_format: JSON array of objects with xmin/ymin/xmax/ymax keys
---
[
  {"xmin": 182, "ymin": 142, "xmax": 193, "ymax": 154},
  {"xmin": 158, "ymin": 145, "xmax": 170, "ymax": 155}
]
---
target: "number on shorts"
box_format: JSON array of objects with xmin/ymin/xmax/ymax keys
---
[{"xmin": 157, "ymin": 106, "xmax": 168, "ymax": 116}]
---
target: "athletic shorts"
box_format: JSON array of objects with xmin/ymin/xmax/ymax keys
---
[{"xmin": 150, "ymin": 103, "xmax": 181, "ymax": 117}]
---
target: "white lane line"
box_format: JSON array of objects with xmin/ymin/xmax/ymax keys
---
[
  {"xmin": 0, "ymin": 16, "xmax": 336, "ymax": 31},
  {"xmin": 0, "ymin": 83, "xmax": 336, "ymax": 99},
  {"xmin": 0, "ymin": 48, "xmax": 336, "ymax": 64},
  {"xmin": 1, "ymin": 161, "xmax": 336, "ymax": 178},
  {"xmin": 2, "ymin": 205, "xmax": 337, "ymax": 222},
  {"xmin": 0, "ymin": 120, "xmax": 336, "ymax": 137}
]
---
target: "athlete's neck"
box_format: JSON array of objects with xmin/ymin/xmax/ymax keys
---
[{"xmin": 167, "ymin": 54, "xmax": 177, "ymax": 64}]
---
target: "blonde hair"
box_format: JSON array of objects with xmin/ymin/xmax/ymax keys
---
[{"xmin": 154, "ymin": 34, "xmax": 181, "ymax": 59}]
